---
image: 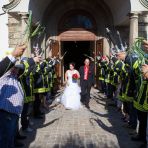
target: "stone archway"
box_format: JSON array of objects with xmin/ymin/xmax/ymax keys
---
[
  {"xmin": 41, "ymin": 0, "xmax": 115, "ymax": 65},
  {"xmin": 58, "ymin": 9, "xmax": 97, "ymax": 41},
  {"xmin": 28, "ymin": 0, "xmax": 132, "ymax": 25},
  {"xmin": 57, "ymin": 10, "xmax": 98, "ymax": 83}
]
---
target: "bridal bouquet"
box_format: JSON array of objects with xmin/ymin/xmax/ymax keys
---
[
  {"xmin": 72, "ymin": 73, "xmax": 79, "ymax": 80},
  {"xmin": 72, "ymin": 73, "xmax": 79, "ymax": 83}
]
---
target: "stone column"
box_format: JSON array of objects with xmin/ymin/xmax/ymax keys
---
[
  {"xmin": 19, "ymin": 12, "xmax": 30, "ymax": 57},
  {"xmin": 129, "ymin": 12, "xmax": 139, "ymax": 47},
  {"xmin": 139, "ymin": 12, "xmax": 148, "ymax": 40},
  {"xmin": 103, "ymin": 38, "xmax": 110, "ymax": 56}
]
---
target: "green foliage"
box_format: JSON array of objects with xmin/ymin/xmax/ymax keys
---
[
  {"xmin": 130, "ymin": 37, "xmax": 148, "ymax": 64},
  {"xmin": 31, "ymin": 24, "xmax": 45, "ymax": 38},
  {"xmin": 22, "ymin": 10, "xmax": 45, "ymax": 45},
  {"xmin": 128, "ymin": 37, "xmax": 148, "ymax": 83}
]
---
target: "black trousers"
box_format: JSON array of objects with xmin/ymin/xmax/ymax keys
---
[
  {"xmin": 14, "ymin": 118, "xmax": 20, "ymax": 144},
  {"xmin": 99, "ymin": 80, "xmax": 106, "ymax": 93},
  {"xmin": 21, "ymin": 103, "xmax": 29, "ymax": 130},
  {"xmin": 123, "ymin": 102, "xmax": 130, "ymax": 114},
  {"xmin": 107, "ymin": 83, "xmax": 114, "ymax": 99},
  {"xmin": 128, "ymin": 102, "xmax": 137, "ymax": 129},
  {"xmin": 137, "ymin": 110, "xmax": 147, "ymax": 141},
  {"xmin": 33, "ymin": 93, "xmax": 41, "ymax": 116},
  {"xmin": 80, "ymin": 80, "xmax": 91, "ymax": 106}
]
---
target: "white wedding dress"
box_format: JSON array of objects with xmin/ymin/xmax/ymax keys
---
[{"xmin": 61, "ymin": 70, "xmax": 81, "ymax": 110}]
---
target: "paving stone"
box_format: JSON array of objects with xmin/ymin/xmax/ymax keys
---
[{"xmin": 23, "ymin": 88, "xmax": 141, "ymax": 148}]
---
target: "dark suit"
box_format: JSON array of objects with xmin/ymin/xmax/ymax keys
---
[
  {"xmin": 0, "ymin": 57, "xmax": 14, "ymax": 77},
  {"xmin": 79, "ymin": 64, "xmax": 95, "ymax": 107}
]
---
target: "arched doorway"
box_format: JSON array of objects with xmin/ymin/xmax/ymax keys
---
[{"xmin": 57, "ymin": 10, "xmax": 102, "ymax": 83}]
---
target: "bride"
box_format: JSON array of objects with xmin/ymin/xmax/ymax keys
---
[{"xmin": 61, "ymin": 62, "xmax": 81, "ymax": 110}]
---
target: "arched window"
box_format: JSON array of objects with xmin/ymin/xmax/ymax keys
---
[
  {"xmin": 64, "ymin": 15, "xmax": 93, "ymax": 29},
  {"xmin": 59, "ymin": 11, "xmax": 96, "ymax": 31}
]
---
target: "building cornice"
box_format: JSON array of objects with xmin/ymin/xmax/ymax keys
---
[
  {"xmin": 2, "ymin": 0, "xmax": 21, "ymax": 13},
  {"xmin": 139, "ymin": 0, "xmax": 148, "ymax": 9}
]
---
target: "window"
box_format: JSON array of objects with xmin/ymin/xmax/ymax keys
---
[{"xmin": 63, "ymin": 14, "xmax": 93, "ymax": 29}]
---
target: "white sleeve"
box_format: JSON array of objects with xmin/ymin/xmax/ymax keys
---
[{"xmin": 7, "ymin": 55, "xmax": 17, "ymax": 63}]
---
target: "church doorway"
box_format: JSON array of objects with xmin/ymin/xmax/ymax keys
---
[
  {"xmin": 61, "ymin": 41, "xmax": 94, "ymax": 74},
  {"xmin": 56, "ymin": 10, "xmax": 100, "ymax": 84}
]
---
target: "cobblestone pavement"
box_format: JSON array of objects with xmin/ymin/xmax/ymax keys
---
[{"xmin": 22, "ymin": 88, "xmax": 141, "ymax": 148}]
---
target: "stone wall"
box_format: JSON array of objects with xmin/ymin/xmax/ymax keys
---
[
  {"xmin": 8, "ymin": 12, "xmax": 32, "ymax": 57},
  {"xmin": 139, "ymin": 12, "xmax": 148, "ymax": 39},
  {"xmin": 8, "ymin": 12, "xmax": 21, "ymax": 48}
]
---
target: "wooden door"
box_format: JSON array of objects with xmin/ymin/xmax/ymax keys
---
[
  {"xmin": 96, "ymin": 39, "xmax": 103, "ymax": 56},
  {"xmin": 50, "ymin": 40, "xmax": 62, "ymax": 89},
  {"xmin": 51, "ymin": 40, "xmax": 61, "ymax": 78},
  {"xmin": 95, "ymin": 39, "xmax": 103, "ymax": 88}
]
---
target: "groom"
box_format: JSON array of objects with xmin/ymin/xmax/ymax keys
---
[{"xmin": 79, "ymin": 58, "xmax": 95, "ymax": 109}]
